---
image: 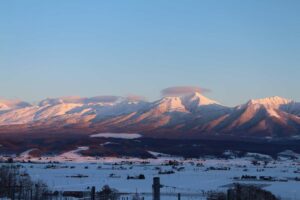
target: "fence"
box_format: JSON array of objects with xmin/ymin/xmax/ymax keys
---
[{"xmin": 73, "ymin": 177, "xmax": 207, "ymax": 200}]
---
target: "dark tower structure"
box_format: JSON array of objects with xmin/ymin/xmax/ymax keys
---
[{"xmin": 152, "ymin": 177, "xmax": 160, "ymax": 200}]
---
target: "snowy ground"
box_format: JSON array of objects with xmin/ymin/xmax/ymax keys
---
[
  {"xmin": 1, "ymin": 151, "xmax": 300, "ymax": 200},
  {"xmin": 90, "ymin": 133, "xmax": 142, "ymax": 139}
]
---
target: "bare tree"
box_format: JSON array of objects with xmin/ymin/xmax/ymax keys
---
[{"xmin": 0, "ymin": 164, "xmax": 50, "ymax": 200}]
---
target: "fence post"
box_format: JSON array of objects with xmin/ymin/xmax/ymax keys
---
[
  {"xmin": 18, "ymin": 185, "xmax": 22, "ymax": 200},
  {"xmin": 91, "ymin": 186, "xmax": 96, "ymax": 200},
  {"xmin": 152, "ymin": 177, "xmax": 160, "ymax": 200},
  {"xmin": 35, "ymin": 184, "xmax": 38, "ymax": 200},
  {"xmin": 178, "ymin": 193, "xmax": 181, "ymax": 200},
  {"xmin": 12, "ymin": 185, "xmax": 15, "ymax": 200}
]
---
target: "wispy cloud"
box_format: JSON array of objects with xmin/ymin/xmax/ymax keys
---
[
  {"xmin": 161, "ymin": 86, "xmax": 211, "ymax": 97},
  {"xmin": 85, "ymin": 96, "xmax": 120, "ymax": 103},
  {"xmin": 126, "ymin": 94, "xmax": 146, "ymax": 102},
  {"xmin": 40, "ymin": 96, "xmax": 121, "ymax": 105}
]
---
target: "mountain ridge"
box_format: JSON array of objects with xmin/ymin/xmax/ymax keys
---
[{"xmin": 0, "ymin": 93, "xmax": 300, "ymax": 139}]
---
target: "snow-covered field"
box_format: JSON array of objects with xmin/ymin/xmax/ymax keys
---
[
  {"xmin": 90, "ymin": 133, "xmax": 142, "ymax": 139},
  {"xmin": 2, "ymin": 152, "xmax": 300, "ymax": 200}
]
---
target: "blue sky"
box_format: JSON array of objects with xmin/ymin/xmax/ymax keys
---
[{"xmin": 0, "ymin": 0, "xmax": 299, "ymax": 106}]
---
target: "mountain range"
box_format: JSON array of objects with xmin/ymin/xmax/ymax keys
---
[{"xmin": 1, "ymin": 93, "xmax": 300, "ymax": 139}]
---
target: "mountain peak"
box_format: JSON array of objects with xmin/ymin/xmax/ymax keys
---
[
  {"xmin": 181, "ymin": 92, "xmax": 220, "ymax": 110},
  {"xmin": 248, "ymin": 96, "xmax": 292, "ymax": 108},
  {"xmin": 154, "ymin": 96, "xmax": 187, "ymax": 112},
  {"xmin": 187, "ymin": 92, "xmax": 219, "ymax": 105},
  {"xmin": 0, "ymin": 99, "xmax": 31, "ymax": 110}
]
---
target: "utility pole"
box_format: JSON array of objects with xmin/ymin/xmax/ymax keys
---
[
  {"xmin": 91, "ymin": 186, "xmax": 95, "ymax": 200},
  {"xmin": 152, "ymin": 177, "xmax": 160, "ymax": 200}
]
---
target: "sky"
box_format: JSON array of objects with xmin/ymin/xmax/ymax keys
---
[{"xmin": 0, "ymin": 0, "xmax": 299, "ymax": 106}]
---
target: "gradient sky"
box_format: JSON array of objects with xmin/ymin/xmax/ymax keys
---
[{"xmin": 0, "ymin": 0, "xmax": 299, "ymax": 106}]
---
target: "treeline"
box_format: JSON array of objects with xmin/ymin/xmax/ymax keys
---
[
  {"xmin": 0, "ymin": 164, "xmax": 50, "ymax": 200},
  {"xmin": 207, "ymin": 184, "xmax": 279, "ymax": 200}
]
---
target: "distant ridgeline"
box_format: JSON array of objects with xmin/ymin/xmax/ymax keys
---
[{"xmin": 0, "ymin": 94, "xmax": 300, "ymax": 139}]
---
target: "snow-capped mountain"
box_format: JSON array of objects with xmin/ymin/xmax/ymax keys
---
[
  {"xmin": 0, "ymin": 94, "xmax": 300, "ymax": 139},
  {"xmin": 206, "ymin": 96, "xmax": 300, "ymax": 137},
  {"xmin": 247, "ymin": 96, "xmax": 292, "ymax": 109},
  {"xmin": 0, "ymin": 99, "xmax": 31, "ymax": 111},
  {"xmin": 181, "ymin": 92, "xmax": 219, "ymax": 109}
]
